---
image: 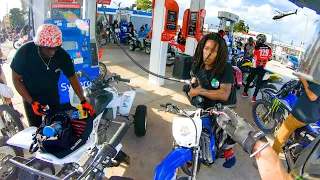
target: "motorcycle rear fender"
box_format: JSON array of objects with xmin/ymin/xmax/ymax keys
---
[
  {"xmin": 241, "ymin": 62, "xmax": 253, "ymax": 67},
  {"xmin": 154, "ymin": 148, "xmax": 192, "ymax": 180}
]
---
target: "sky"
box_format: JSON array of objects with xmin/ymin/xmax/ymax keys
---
[
  {"xmin": 1, "ymin": 0, "xmax": 319, "ymax": 46},
  {"xmin": 113, "ymin": 0, "xmax": 319, "ymax": 46}
]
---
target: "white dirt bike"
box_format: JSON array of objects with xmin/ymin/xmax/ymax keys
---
[
  {"xmin": 0, "ymin": 56, "xmax": 23, "ymax": 137},
  {"xmin": 5, "ymin": 71, "xmax": 147, "ymax": 179}
]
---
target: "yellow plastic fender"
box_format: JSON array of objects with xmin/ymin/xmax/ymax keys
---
[
  {"xmin": 269, "ymin": 73, "xmax": 283, "ymax": 82},
  {"xmin": 241, "ymin": 62, "xmax": 253, "ymax": 67}
]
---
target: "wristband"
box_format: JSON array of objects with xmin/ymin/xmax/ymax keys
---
[{"xmin": 250, "ymin": 142, "xmax": 270, "ymax": 158}]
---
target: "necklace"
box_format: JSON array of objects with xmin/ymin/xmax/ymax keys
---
[{"xmin": 38, "ymin": 50, "xmax": 51, "ymax": 71}]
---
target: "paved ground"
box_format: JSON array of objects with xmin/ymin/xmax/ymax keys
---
[{"xmin": 0, "ymin": 41, "xmax": 295, "ymax": 180}]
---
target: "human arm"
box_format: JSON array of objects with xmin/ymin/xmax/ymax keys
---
[
  {"xmin": 300, "ymin": 77, "xmax": 318, "ymax": 101},
  {"xmin": 69, "ymin": 75, "xmax": 86, "ymax": 102},
  {"xmin": 189, "ymin": 83, "xmax": 232, "ymax": 101},
  {"xmin": 12, "ymin": 71, "xmax": 33, "ymax": 104},
  {"xmin": 217, "ymin": 108, "xmax": 292, "ymax": 180},
  {"xmin": 253, "ymin": 141, "xmax": 292, "ymax": 180}
]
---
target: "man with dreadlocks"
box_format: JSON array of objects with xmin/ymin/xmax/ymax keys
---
[{"xmin": 188, "ymin": 33, "xmax": 236, "ymax": 168}]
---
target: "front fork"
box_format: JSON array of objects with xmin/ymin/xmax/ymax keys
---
[{"xmin": 191, "ymin": 146, "xmax": 201, "ymax": 180}]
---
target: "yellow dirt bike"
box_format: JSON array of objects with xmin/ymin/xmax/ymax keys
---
[{"xmin": 240, "ymin": 61, "xmax": 283, "ymax": 91}]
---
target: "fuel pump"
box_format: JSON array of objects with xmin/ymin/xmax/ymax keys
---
[{"xmin": 181, "ymin": 9, "xmax": 206, "ymax": 42}]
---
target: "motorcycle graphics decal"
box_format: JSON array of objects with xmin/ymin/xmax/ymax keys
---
[
  {"xmin": 180, "ymin": 126, "xmax": 191, "ymax": 137},
  {"xmin": 122, "ymin": 94, "xmax": 131, "ymax": 108},
  {"xmin": 271, "ymin": 98, "xmax": 282, "ymax": 113},
  {"xmin": 211, "ymin": 78, "xmax": 220, "ymax": 88}
]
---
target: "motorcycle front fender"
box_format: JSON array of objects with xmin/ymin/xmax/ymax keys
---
[{"xmin": 154, "ymin": 147, "xmax": 192, "ymax": 180}]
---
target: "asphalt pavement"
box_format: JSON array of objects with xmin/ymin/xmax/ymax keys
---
[{"xmin": 0, "ymin": 41, "xmax": 295, "ymax": 180}]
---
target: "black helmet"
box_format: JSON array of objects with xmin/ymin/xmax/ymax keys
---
[
  {"xmin": 256, "ymin": 34, "xmax": 266, "ymax": 43},
  {"xmin": 248, "ymin": 37, "xmax": 254, "ymax": 42}
]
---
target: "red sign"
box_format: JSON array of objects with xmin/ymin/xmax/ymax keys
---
[
  {"xmin": 58, "ymin": 0, "xmax": 77, "ymax": 2},
  {"xmin": 52, "ymin": 3, "xmax": 81, "ymax": 9},
  {"xmin": 161, "ymin": 32, "xmax": 175, "ymax": 41},
  {"xmin": 97, "ymin": 0, "xmax": 111, "ymax": 5}
]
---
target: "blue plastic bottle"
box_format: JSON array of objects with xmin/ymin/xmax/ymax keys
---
[{"xmin": 43, "ymin": 122, "xmax": 62, "ymax": 137}]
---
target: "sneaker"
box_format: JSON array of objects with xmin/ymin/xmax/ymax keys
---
[
  {"xmin": 242, "ymin": 92, "xmax": 248, "ymax": 97},
  {"xmin": 251, "ymin": 97, "xmax": 256, "ymax": 103}
]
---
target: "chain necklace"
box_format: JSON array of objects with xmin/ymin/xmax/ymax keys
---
[{"xmin": 38, "ymin": 50, "xmax": 51, "ymax": 71}]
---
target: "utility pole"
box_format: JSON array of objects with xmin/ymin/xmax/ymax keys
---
[{"xmin": 298, "ymin": 14, "xmax": 308, "ymax": 61}]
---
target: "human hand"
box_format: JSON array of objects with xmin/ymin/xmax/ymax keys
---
[
  {"xmin": 81, "ymin": 100, "xmax": 95, "ymax": 116},
  {"xmin": 217, "ymin": 107, "xmax": 267, "ymax": 154},
  {"xmin": 299, "ymin": 77, "xmax": 308, "ymax": 87},
  {"xmin": 189, "ymin": 88, "xmax": 201, "ymax": 99},
  {"xmin": 31, "ymin": 101, "xmax": 46, "ymax": 116}
]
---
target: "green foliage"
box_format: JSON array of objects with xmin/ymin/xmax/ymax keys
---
[
  {"xmin": 9, "ymin": 8, "xmax": 24, "ymax": 28},
  {"xmin": 136, "ymin": 0, "xmax": 152, "ymax": 12},
  {"xmin": 234, "ymin": 20, "xmax": 250, "ymax": 33}
]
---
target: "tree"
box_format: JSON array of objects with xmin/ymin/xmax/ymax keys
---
[
  {"xmin": 234, "ymin": 20, "xmax": 250, "ymax": 33},
  {"xmin": 9, "ymin": 8, "xmax": 24, "ymax": 28},
  {"xmin": 136, "ymin": 0, "xmax": 152, "ymax": 12}
]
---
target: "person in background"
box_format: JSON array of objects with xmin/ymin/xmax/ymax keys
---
[
  {"xmin": 272, "ymin": 77, "xmax": 320, "ymax": 154},
  {"xmin": 127, "ymin": 22, "xmax": 134, "ymax": 36},
  {"xmin": 144, "ymin": 24, "xmax": 150, "ymax": 35},
  {"xmin": 236, "ymin": 38, "xmax": 243, "ymax": 51},
  {"xmin": 137, "ymin": 26, "xmax": 145, "ymax": 49},
  {"xmin": 244, "ymin": 37, "xmax": 255, "ymax": 60},
  {"xmin": 219, "ymin": 30, "xmax": 230, "ymax": 47},
  {"xmin": 177, "ymin": 28, "xmax": 186, "ymax": 45},
  {"xmin": 242, "ymin": 34, "xmax": 272, "ymax": 102}
]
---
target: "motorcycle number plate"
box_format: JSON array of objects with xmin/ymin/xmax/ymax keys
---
[{"xmin": 78, "ymin": 151, "xmax": 91, "ymax": 167}]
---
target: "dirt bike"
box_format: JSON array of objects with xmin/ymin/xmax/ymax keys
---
[
  {"xmin": 128, "ymin": 37, "xmax": 151, "ymax": 54},
  {"xmin": 252, "ymin": 79, "xmax": 302, "ymax": 134},
  {"xmin": 154, "ymin": 82, "xmax": 236, "ymax": 180},
  {"xmin": 6, "ymin": 71, "xmax": 147, "ymax": 179},
  {"xmin": 13, "ymin": 35, "xmax": 30, "ymax": 49},
  {"xmin": 98, "ymin": 49, "xmax": 108, "ymax": 78},
  {"xmin": 0, "ymin": 56, "xmax": 23, "ymax": 137},
  {"xmin": 239, "ymin": 61, "xmax": 282, "ymax": 91}
]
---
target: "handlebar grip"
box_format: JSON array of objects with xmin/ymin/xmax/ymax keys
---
[
  {"xmin": 119, "ymin": 78, "xmax": 130, "ymax": 83},
  {"xmin": 109, "ymin": 123, "xmax": 130, "ymax": 148}
]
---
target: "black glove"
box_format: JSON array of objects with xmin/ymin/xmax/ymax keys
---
[{"xmin": 217, "ymin": 107, "xmax": 267, "ymax": 154}]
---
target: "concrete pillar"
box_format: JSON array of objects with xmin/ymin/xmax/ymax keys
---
[
  {"xmin": 185, "ymin": 0, "xmax": 206, "ymax": 56},
  {"xmin": 220, "ymin": 18, "xmax": 227, "ymax": 31},
  {"xmin": 148, "ymin": 0, "xmax": 168, "ymax": 86},
  {"xmin": 229, "ymin": 22, "xmax": 235, "ymax": 35},
  {"xmin": 33, "ymin": 0, "xmax": 45, "ymax": 31},
  {"xmin": 84, "ymin": 0, "xmax": 97, "ymax": 41}
]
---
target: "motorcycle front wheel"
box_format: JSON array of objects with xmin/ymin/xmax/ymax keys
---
[
  {"xmin": 13, "ymin": 40, "xmax": 20, "ymax": 50},
  {"xmin": 252, "ymin": 100, "xmax": 277, "ymax": 133},
  {"xmin": 0, "ymin": 105, "xmax": 24, "ymax": 137}
]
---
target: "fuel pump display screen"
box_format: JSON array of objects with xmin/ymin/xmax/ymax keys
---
[
  {"xmin": 62, "ymin": 41, "xmax": 78, "ymax": 51},
  {"xmin": 166, "ymin": 11, "xmax": 177, "ymax": 31},
  {"xmin": 167, "ymin": 11, "xmax": 177, "ymax": 22},
  {"xmin": 51, "ymin": 3, "xmax": 81, "ymax": 19},
  {"xmin": 188, "ymin": 12, "xmax": 198, "ymax": 36}
]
